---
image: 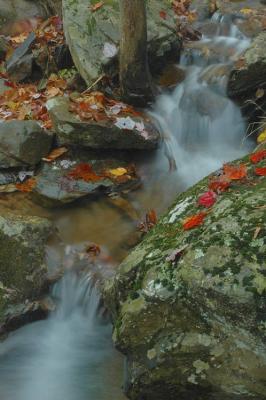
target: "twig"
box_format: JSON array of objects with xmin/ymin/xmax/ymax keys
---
[{"xmin": 81, "ymin": 74, "xmax": 105, "ymax": 94}]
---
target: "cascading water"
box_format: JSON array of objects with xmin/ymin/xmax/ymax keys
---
[
  {"xmin": 0, "ymin": 272, "xmax": 126, "ymax": 400},
  {"xmin": 0, "ymin": 16, "xmax": 255, "ymax": 400}
]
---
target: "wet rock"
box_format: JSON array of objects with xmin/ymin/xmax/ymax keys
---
[
  {"xmin": 157, "ymin": 65, "xmax": 186, "ymax": 89},
  {"xmin": 0, "ymin": 120, "xmax": 53, "ymax": 168},
  {"xmin": 228, "ymin": 32, "xmax": 266, "ymax": 119},
  {"xmin": 0, "ymin": 213, "xmax": 53, "ymax": 331},
  {"xmin": 47, "ymin": 96, "xmax": 159, "ymax": 150},
  {"xmin": 104, "ymin": 152, "xmax": 266, "ymax": 400},
  {"xmin": 32, "ymin": 157, "xmax": 140, "ymax": 207},
  {"xmin": 180, "ymin": 86, "xmax": 227, "ymax": 119},
  {"xmin": 62, "ymin": 0, "xmax": 181, "ymax": 86}
]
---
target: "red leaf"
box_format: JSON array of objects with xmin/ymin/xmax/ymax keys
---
[
  {"xmin": 198, "ymin": 190, "xmax": 217, "ymax": 208},
  {"xmin": 4, "ymin": 81, "xmax": 17, "ymax": 88},
  {"xmin": 255, "ymin": 167, "xmax": 266, "ymax": 176},
  {"xmin": 223, "ymin": 163, "xmax": 247, "ymax": 180},
  {"xmin": 159, "ymin": 10, "xmax": 167, "ymax": 19},
  {"xmin": 250, "ymin": 149, "xmax": 266, "ymax": 164},
  {"xmin": 183, "ymin": 212, "xmax": 207, "ymax": 230},
  {"xmin": 16, "ymin": 178, "xmax": 36, "ymax": 192}
]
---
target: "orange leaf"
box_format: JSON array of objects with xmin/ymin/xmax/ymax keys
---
[
  {"xmin": 16, "ymin": 178, "xmax": 36, "ymax": 192},
  {"xmin": 223, "ymin": 163, "xmax": 247, "ymax": 180},
  {"xmin": 91, "ymin": 1, "xmax": 104, "ymax": 12},
  {"xmin": 159, "ymin": 10, "xmax": 167, "ymax": 19},
  {"xmin": 208, "ymin": 178, "xmax": 230, "ymax": 193},
  {"xmin": 255, "ymin": 167, "xmax": 266, "ymax": 176},
  {"xmin": 146, "ymin": 209, "xmax": 157, "ymax": 225},
  {"xmin": 42, "ymin": 147, "xmax": 68, "ymax": 162},
  {"xmin": 183, "ymin": 212, "xmax": 207, "ymax": 230},
  {"xmin": 198, "ymin": 191, "xmax": 217, "ymax": 208},
  {"xmin": 67, "ymin": 163, "xmax": 103, "ymax": 182},
  {"xmin": 250, "ymin": 149, "xmax": 266, "ymax": 164}
]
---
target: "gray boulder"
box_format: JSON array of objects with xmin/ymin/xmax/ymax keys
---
[
  {"xmin": 62, "ymin": 0, "xmax": 181, "ymax": 87},
  {"xmin": 0, "ymin": 213, "xmax": 53, "ymax": 331},
  {"xmin": 47, "ymin": 96, "xmax": 159, "ymax": 150},
  {"xmin": 104, "ymin": 152, "xmax": 266, "ymax": 400},
  {"xmin": 0, "ymin": 120, "xmax": 53, "ymax": 168}
]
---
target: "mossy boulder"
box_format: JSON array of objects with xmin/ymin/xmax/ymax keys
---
[
  {"xmin": 0, "ymin": 213, "xmax": 53, "ymax": 331},
  {"xmin": 104, "ymin": 152, "xmax": 266, "ymax": 400},
  {"xmin": 62, "ymin": 0, "xmax": 181, "ymax": 87}
]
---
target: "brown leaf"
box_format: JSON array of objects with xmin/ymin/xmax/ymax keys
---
[{"xmin": 42, "ymin": 147, "xmax": 68, "ymax": 162}]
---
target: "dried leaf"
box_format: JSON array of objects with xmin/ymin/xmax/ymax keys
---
[
  {"xmin": 91, "ymin": 1, "xmax": 104, "ymax": 12},
  {"xmin": 42, "ymin": 147, "xmax": 68, "ymax": 162},
  {"xmin": 208, "ymin": 177, "xmax": 230, "ymax": 193},
  {"xmin": 159, "ymin": 10, "xmax": 167, "ymax": 19},
  {"xmin": 16, "ymin": 178, "xmax": 36, "ymax": 192},
  {"xmin": 223, "ymin": 163, "xmax": 247, "ymax": 180},
  {"xmin": 255, "ymin": 167, "xmax": 266, "ymax": 176},
  {"xmin": 183, "ymin": 212, "xmax": 207, "ymax": 230},
  {"xmin": 198, "ymin": 190, "xmax": 217, "ymax": 208},
  {"xmin": 253, "ymin": 226, "xmax": 261, "ymax": 240},
  {"xmin": 250, "ymin": 149, "xmax": 266, "ymax": 164},
  {"xmin": 67, "ymin": 163, "xmax": 103, "ymax": 182}
]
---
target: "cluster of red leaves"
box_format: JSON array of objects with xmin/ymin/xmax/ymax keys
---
[
  {"xmin": 69, "ymin": 91, "xmax": 142, "ymax": 123},
  {"xmin": 0, "ymin": 75, "xmax": 67, "ymax": 129},
  {"xmin": 67, "ymin": 163, "xmax": 103, "ymax": 183},
  {"xmin": 138, "ymin": 209, "xmax": 158, "ymax": 234},
  {"xmin": 182, "ymin": 149, "xmax": 266, "ymax": 230}
]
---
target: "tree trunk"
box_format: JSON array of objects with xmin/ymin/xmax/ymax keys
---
[{"xmin": 119, "ymin": 0, "xmax": 154, "ymax": 106}]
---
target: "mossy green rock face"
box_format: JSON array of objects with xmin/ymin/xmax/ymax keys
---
[
  {"xmin": 62, "ymin": 0, "xmax": 181, "ymax": 86},
  {"xmin": 0, "ymin": 213, "xmax": 53, "ymax": 329},
  {"xmin": 104, "ymin": 154, "xmax": 266, "ymax": 400}
]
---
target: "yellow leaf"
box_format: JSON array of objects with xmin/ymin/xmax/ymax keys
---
[
  {"xmin": 108, "ymin": 167, "xmax": 128, "ymax": 176},
  {"xmin": 240, "ymin": 8, "xmax": 253, "ymax": 15},
  {"xmin": 257, "ymin": 130, "xmax": 266, "ymax": 144}
]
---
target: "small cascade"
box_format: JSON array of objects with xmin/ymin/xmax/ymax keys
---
[{"xmin": 0, "ymin": 272, "xmax": 125, "ymax": 400}]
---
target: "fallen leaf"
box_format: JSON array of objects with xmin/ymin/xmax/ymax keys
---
[
  {"xmin": 67, "ymin": 163, "xmax": 103, "ymax": 182},
  {"xmin": 42, "ymin": 147, "xmax": 68, "ymax": 162},
  {"xmin": 257, "ymin": 130, "xmax": 266, "ymax": 144},
  {"xmin": 208, "ymin": 177, "xmax": 230, "ymax": 193},
  {"xmin": 240, "ymin": 8, "xmax": 253, "ymax": 15},
  {"xmin": 183, "ymin": 212, "xmax": 207, "ymax": 230},
  {"xmin": 255, "ymin": 166, "xmax": 266, "ymax": 176},
  {"xmin": 108, "ymin": 167, "xmax": 128, "ymax": 177},
  {"xmin": 0, "ymin": 183, "xmax": 18, "ymax": 193},
  {"xmin": 198, "ymin": 190, "xmax": 217, "ymax": 208},
  {"xmin": 256, "ymin": 88, "xmax": 265, "ymax": 99},
  {"xmin": 91, "ymin": 1, "xmax": 104, "ymax": 12},
  {"xmin": 138, "ymin": 209, "xmax": 157, "ymax": 233},
  {"xmin": 166, "ymin": 244, "xmax": 188, "ymax": 263},
  {"xmin": 253, "ymin": 226, "xmax": 261, "ymax": 240},
  {"xmin": 159, "ymin": 10, "xmax": 167, "ymax": 19},
  {"xmin": 250, "ymin": 149, "xmax": 266, "ymax": 164},
  {"xmin": 16, "ymin": 178, "xmax": 36, "ymax": 192},
  {"xmin": 223, "ymin": 163, "xmax": 247, "ymax": 180}
]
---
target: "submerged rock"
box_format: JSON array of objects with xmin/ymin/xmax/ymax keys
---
[
  {"xmin": 104, "ymin": 153, "xmax": 266, "ymax": 400},
  {"xmin": 0, "ymin": 213, "xmax": 53, "ymax": 332},
  {"xmin": 0, "ymin": 120, "xmax": 53, "ymax": 168},
  {"xmin": 47, "ymin": 97, "xmax": 159, "ymax": 150},
  {"xmin": 62, "ymin": 0, "xmax": 181, "ymax": 86}
]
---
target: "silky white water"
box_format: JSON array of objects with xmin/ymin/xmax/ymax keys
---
[{"xmin": 0, "ymin": 17, "xmax": 254, "ymax": 400}]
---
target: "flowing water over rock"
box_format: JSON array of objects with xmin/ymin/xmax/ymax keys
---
[{"xmin": 0, "ymin": 16, "xmax": 254, "ymax": 400}]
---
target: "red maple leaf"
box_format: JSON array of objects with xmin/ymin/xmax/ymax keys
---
[
  {"xmin": 198, "ymin": 191, "xmax": 217, "ymax": 208},
  {"xmin": 67, "ymin": 163, "xmax": 103, "ymax": 182},
  {"xmin": 208, "ymin": 177, "xmax": 230, "ymax": 193}
]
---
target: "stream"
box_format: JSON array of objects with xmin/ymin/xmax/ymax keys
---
[{"xmin": 0, "ymin": 15, "xmax": 253, "ymax": 400}]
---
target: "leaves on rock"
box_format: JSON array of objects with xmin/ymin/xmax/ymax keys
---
[
  {"xmin": 91, "ymin": 1, "xmax": 104, "ymax": 12},
  {"xmin": 257, "ymin": 130, "xmax": 266, "ymax": 144},
  {"xmin": 208, "ymin": 177, "xmax": 230, "ymax": 193},
  {"xmin": 138, "ymin": 209, "xmax": 158, "ymax": 234}
]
